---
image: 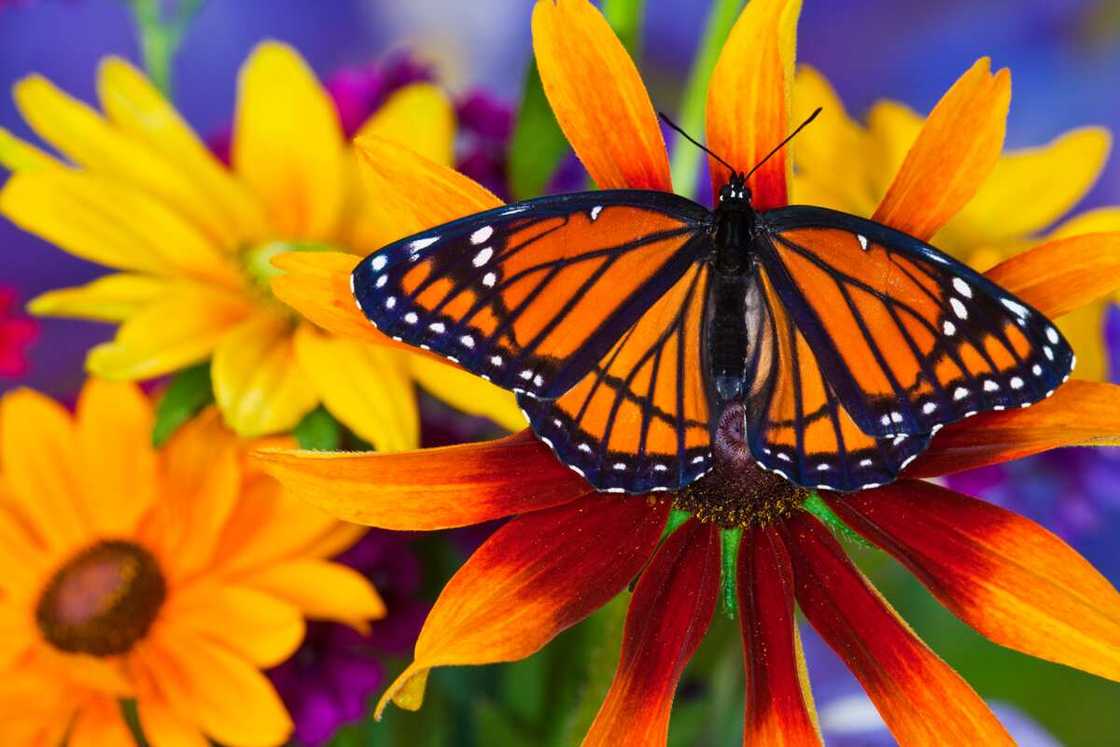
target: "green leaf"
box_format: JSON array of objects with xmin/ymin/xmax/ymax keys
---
[
  {"xmin": 119, "ymin": 699, "xmax": 150, "ymax": 747},
  {"xmin": 602, "ymin": 0, "xmax": 648, "ymax": 58},
  {"xmin": 668, "ymin": 0, "xmax": 744, "ymax": 198},
  {"xmin": 294, "ymin": 406, "xmax": 344, "ymax": 451},
  {"xmin": 508, "ymin": 60, "xmax": 571, "ymax": 201},
  {"xmin": 719, "ymin": 527, "xmax": 742, "ymax": 619},
  {"xmin": 151, "ymin": 362, "xmax": 213, "ymax": 447}
]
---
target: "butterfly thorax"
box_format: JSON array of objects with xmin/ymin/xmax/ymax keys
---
[{"xmin": 707, "ymin": 176, "xmax": 759, "ymax": 402}]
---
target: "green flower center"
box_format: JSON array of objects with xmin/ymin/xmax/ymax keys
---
[
  {"xmin": 241, "ymin": 240, "xmax": 336, "ymax": 293},
  {"xmin": 36, "ymin": 540, "xmax": 166, "ymax": 657},
  {"xmin": 672, "ymin": 404, "xmax": 809, "ymax": 528}
]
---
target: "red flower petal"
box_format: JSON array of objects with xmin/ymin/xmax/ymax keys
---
[
  {"xmin": 255, "ymin": 430, "xmax": 588, "ymax": 530},
  {"xmin": 377, "ymin": 494, "xmax": 668, "ymax": 717},
  {"xmin": 826, "ymin": 481, "xmax": 1120, "ymax": 683},
  {"xmin": 584, "ymin": 519, "xmax": 720, "ymax": 746},
  {"xmin": 739, "ymin": 526, "xmax": 822, "ymax": 746},
  {"xmin": 910, "ymin": 380, "xmax": 1120, "ymax": 478},
  {"xmin": 781, "ymin": 513, "xmax": 1013, "ymax": 746}
]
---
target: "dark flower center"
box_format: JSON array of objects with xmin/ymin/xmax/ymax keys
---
[
  {"xmin": 673, "ymin": 403, "xmax": 809, "ymax": 527},
  {"xmin": 36, "ymin": 540, "xmax": 167, "ymax": 657}
]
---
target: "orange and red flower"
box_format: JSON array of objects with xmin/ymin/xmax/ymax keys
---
[{"xmin": 259, "ymin": 0, "xmax": 1120, "ymax": 743}]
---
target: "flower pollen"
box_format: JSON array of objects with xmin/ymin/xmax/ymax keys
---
[
  {"xmin": 673, "ymin": 403, "xmax": 809, "ymax": 528},
  {"xmin": 36, "ymin": 539, "xmax": 166, "ymax": 657}
]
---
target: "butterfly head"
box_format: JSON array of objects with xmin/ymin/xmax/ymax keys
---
[{"xmin": 718, "ymin": 173, "xmax": 752, "ymax": 207}]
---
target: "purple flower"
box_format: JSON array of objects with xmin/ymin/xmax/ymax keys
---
[
  {"xmin": 269, "ymin": 530, "xmax": 428, "ymax": 746},
  {"xmin": 326, "ymin": 55, "xmax": 434, "ymax": 138}
]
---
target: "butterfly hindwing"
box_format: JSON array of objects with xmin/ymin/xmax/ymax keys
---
[
  {"xmin": 756, "ymin": 206, "xmax": 1074, "ymax": 439},
  {"xmin": 746, "ymin": 265, "xmax": 931, "ymax": 491},
  {"xmin": 519, "ymin": 265, "xmax": 713, "ymax": 493},
  {"xmin": 353, "ymin": 191, "xmax": 710, "ymax": 399}
]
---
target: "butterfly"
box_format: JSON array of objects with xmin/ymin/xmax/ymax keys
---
[{"xmin": 350, "ymin": 123, "xmax": 1074, "ymax": 495}]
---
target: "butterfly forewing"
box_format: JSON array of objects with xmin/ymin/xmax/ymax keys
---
[
  {"xmin": 756, "ymin": 206, "xmax": 1075, "ymax": 440},
  {"xmin": 352, "ymin": 191, "xmax": 710, "ymax": 399}
]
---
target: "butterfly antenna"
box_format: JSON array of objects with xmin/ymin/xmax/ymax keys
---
[
  {"xmin": 743, "ymin": 106, "xmax": 823, "ymax": 182},
  {"xmin": 658, "ymin": 111, "xmax": 737, "ymax": 175}
]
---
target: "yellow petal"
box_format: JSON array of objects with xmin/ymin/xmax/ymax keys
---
[
  {"xmin": 151, "ymin": 631, "xmax": 293, "ymax": 747},
  {"xmin": 27, "ymin": 273, "xmax": 168, "ymax": 322},
  {"xmin": 233, "ymin": 42, "xmax": 345, "ymax": 240},
  {"xmin": 355, "ymin": 82, "xmax": 456, "ymax": 166},
  {"xmin": 873, "ymin": 58, "xmax": 1011, "ymax": 240},
  {"xmin": 293, "ymin": 324, "xmax": 419, "ymax": 452},
  {"xmin": 86, "ymin": 285, "xmax": 254, "ymax": 380},
  {"xmin": 211, "ymin": 474, "xmax": 361, "ymax": 575},
  {"xmin": 1057, "ymin": 303, "xmax": 1107, "ymax": 381},
  {"xmin": 1049, "ymin": 206, "xmax": 1120, "ymax": 239},
  {"xmin": 0, "ymin": 388, "xmax": 88, "ymax": 552},
  {"xmin": 75, "ymin": 378, "xmax": 156, "ymax": 536},
  {"xmin": 136, "ymin": 697, "xmax": 210, "ymax": 747},
  {"xmin": 167, "ymin": 583, "xmax": 305, "ymax": 667},
  {"xmin": 352, "ymin": 135, "xmax": 502, "ymax": 248},
  {"xmin": 245, "ymin": 559, "xmax": 386, "ymax": 631},
  {"xmin": 97, "ymin": 56, "xmax": 268, "ymax": 244},
  {"xmin": 532, "ymin": 0, "xmax": 671, "ymax": 191},
  {"xmin": 146, "ymin": 409, "xmax": 242, "ymax": 580},
  {"xmin": 0, "ymin": 169, "xmax": 239, "ymax": 285},
  {"xmin": 792, "ymin": 66, "xmax": 876, "ymax": 215},
  {"xmin": 13, "ymin": 74, "xmax": 238, "ymax": 247},
  {"xmin": 0, "ymin": 126, "xmax": 57, "ymax": 171},
  {"xmin": 408, "ymin": 353, "xmax": 527, "ymax": 432},
  {"xmin": 706, "ymin": 0, "xmax": 802, "ymax": 208},
  {"xmin": 864, "ymin": 99, "xmax": 924, "ymax": 199},
  {"xmin": 68, "ymin": 696, "xmax": 135, "ymax": 747},
  {"xmin": 211, "ymin": 312, "xmax": 319, "ymax": 436},
  {"xmin": 944, "ymin": 127, "xmax": 1112, "ymax": 245}
]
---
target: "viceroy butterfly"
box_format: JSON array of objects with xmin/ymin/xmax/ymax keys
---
[{"xmin": 351, "ymin": 140, "xmax": 1074, "ymax": 495}]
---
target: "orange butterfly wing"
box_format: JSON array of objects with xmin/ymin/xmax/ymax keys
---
[{"xmin": 519, "ymin": 265, "xmax": 713, "ymax": 493}]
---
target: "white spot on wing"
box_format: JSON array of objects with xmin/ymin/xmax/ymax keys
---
[
  {"xmin": 482, "ymin": 271, "xmax": 497, "ymax": 287},
  {"xmin": 1001, "ymin": 297, "xmax": 1029, "ymax": 317},
  {"xmin": 1010, "ymin": 376, "xmax": 1024, "ymax": 390},
  {"xmin": 954, "ymin": 386, "xmax": 969, "ymax": 401},
  {"xmin": 370, "ymin": 255, "xmax": 388, "ymax": 271},
  {"xmin": 922, "ymin": 402, "xmax": 937, "ymax": 415},
  {"xmin": 950, "ymin": 297, "xmax": 968, "ymax": 320},
  {"xmin": 952, "ymin": 278, "xmax": 972, "ymax": 298},
  {"xmin": 859, "ymin": 459, "xmax": 874, "ymax": 467},
  {"xmin": 404, "ymin": 312, "xmax": 418, "ymax": 324},
  {"xmin": 460, "ymin": 335, "xmax": 475, "ymax": 348},
  {"xmin": 384, "ymin": 296, "xmax": 396, "ymax": 309},
  {"xmin": 428, "ymin": 322, "xmax": 445, "ymax": 333},
  {"xmin": 470, "ymin": 226, "xmax": 494, "ymax": 245},
  {"xmin": 472, "ymin": 247, "xmax": 494, "ymax": 267},
  {"xmin": 590, "ymin": 205, "xmax": 603, "ymax": 221},
  {"xmin": 983, "ymin": 380, "xmax": 999, "ymax": 392},
  {"xmin": 943, "ymin": 320, "xmax": 956, "ymax": 336},
  {"xmin": 857, "ymin": 234, "xmax": 868, "ymax": 251},
  {"xmin": 409, "ymin": 236, "xmax": 438, "ymax": 252},
  {"xmin": 375, "ymin": 274, "xmax": 388, "ymax": 288},
  {"xmin": 1046, "ymin": 326, "xmax": 1060, "ymax": 344}
]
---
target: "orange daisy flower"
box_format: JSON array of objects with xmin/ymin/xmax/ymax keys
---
[
  {"xmin": 0, "ymin": 379, "xmax": 384, "ymax": 746},
  {"xmin": 259, "ymin": 0, "xmax": 1120, "ymax": 743}
]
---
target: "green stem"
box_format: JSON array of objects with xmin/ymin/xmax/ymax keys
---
[
  {"xmin": 668, "ymin": 0, "xmax": 744, "ymax": 198},
  {"xmin": 602, "ymin": 0, "xmax": 648, "ymax": 59},
  {"xmin": 719, "ymin": 527, "xmax": 742, "ymax": 619},
  {"xmin": 125, "ymin": 0, "xmax": 204, "ymax": 97}
]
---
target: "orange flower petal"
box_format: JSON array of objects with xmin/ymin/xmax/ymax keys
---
[
  {"xmin": 377, "ymin": 494, "xmax": 668, "ymax": 718},
  {"xmin": 255, "ymin": 430, "xmax": 589, "ymax": 530},
  {"xmin": 584, "ymin": 519, "xmax": 719, "ymax": 746},
  {"xmin": 911, "ymin": 380, "xmax": 1120, "ymax": 477},
  {"xmin": 827, "ymin": 481, "xmax": 1120, "ymax": 683},
  {"xmin": 532, "ymin": 0, "xmax": 671, "ymax": 191},
  {"xmin": 705, "ymin": 0, "xmax": 802, "ymax": 208},
  {"xmin": 136, "ymin": 695, "xmax": 210, "ymax": 747},
  {"xmin": 67, "ymin": 695, "xmax": 135, "ymax": 747},
  {"xmin": 739, "ymin": 526, "xmax": 821, "ymax": 746},
  {"xmin": 872, "ymin": 58, "xmax": 1011, "ymax": 240},
  {"xmin": 352, "ymin": 135, "xmax": 501, "ymax": 247},
  {"xmin": 984, "ymin": 232, "xmax": 1120, "ymax": 319},
  {"xmin": 782, "ymin": 514, "xmax": 1013, "ymax": 746}
]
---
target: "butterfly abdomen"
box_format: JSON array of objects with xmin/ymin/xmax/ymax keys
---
[{"xmin": 707, "ymin": 273, "xmax": 750, "ymax": 400}]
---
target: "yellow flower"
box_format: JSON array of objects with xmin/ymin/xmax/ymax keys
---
[
  {"xmin": 0, "ymin": 42, "xmax": 525, "ymax": 442},
  {"xmin": 791, "ymin": 65, "xmax": 1119, "ymax": 379},
  {"xmin": 0, "ymin": 378, "xmax": 384, "ymax": 747}
]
